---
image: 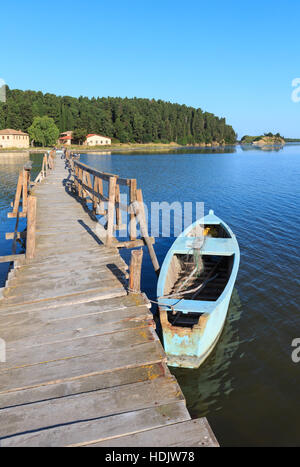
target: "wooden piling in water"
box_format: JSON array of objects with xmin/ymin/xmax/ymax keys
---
[{"xmin": 129, "ymin": 248, "xmax": 143, "ymax": 294}]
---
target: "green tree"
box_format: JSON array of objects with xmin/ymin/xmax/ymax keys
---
[
  {"xmin": 3, "ymin": 88, "xmax": 237, "ymax": 146},
  {"xmin": 28, "ymin": 116, "xmax": 59, "ymax": 147},
  {"xmin": 72, "ymin": 128, "xmax": 87, "ymax": 144}
]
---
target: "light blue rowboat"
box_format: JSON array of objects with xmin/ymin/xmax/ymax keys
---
[{"xmin": 157, "ymin": 210, "xmax": 240, "ymax": 369}]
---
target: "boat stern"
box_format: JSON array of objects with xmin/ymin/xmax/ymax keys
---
[{"xmin": 159, "ymin": 307, "xmax": 211, "ymax": 368}]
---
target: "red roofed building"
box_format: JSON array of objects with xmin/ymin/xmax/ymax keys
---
[{"xmin": 58, "ymin": 131, "xmax": 73, "ymax": 146}]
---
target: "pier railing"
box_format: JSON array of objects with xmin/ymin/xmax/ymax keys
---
[
  {"xmin": 1, "ymin": 151, "xmax": 56, "ymax": 265},
  {"xmin": 66, "ymin": 153, "xmax": 160, "ymax": 282}
]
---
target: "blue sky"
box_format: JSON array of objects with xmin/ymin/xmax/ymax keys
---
[{"xmin": 1, "ymin": 0, "xmax": 300, "ymax": 138}]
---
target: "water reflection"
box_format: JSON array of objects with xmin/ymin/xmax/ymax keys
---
[
  {"xmin": 99, "ymin": 145, "xmax": 238, "ymax": 156},
  {"xmin": 240, "ymin": 144, "xmax": 284, "ymax": 152},
  {"xmin": 171, "ymin": 289, "xmax": 243, "ymax": 418},
  {"xmin": 0, "ymin": 152, "xmax": 29, "ymax": 164}
]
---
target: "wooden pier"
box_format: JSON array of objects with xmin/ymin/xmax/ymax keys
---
[{"xmin": 0, "ymin": 152, "xmax": 218, "ymax": 447}]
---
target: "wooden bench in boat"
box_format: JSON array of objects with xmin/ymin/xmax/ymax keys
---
[{"xmin": 172, "ymin": 237, "xmax": 236, "ymax": 256}]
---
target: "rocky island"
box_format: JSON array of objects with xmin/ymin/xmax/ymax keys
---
[{"xmin": 241, "ymin": 133, "xmax": 285, "ymax": 146}]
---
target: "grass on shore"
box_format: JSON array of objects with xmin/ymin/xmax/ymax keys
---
[{"xmin": 0, "ymin": 141, "xmax": 228, "ymax": 154}]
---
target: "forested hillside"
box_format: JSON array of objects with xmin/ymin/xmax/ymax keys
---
[{"xmin": 0, "ymin": 87, "xmax": 237, "ymax": 145}]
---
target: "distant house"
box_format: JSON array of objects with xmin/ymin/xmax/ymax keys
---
[
  {"xmin": 58, "ymin": 131, "xmax": 73, "ymax": 146},
  {"xmin": 0, "ymin": 129, "xmax": 30, "ymax": 148},
  {"xmin": 85, "ymin": 134, "xmax": 111, "ymax": 146}
]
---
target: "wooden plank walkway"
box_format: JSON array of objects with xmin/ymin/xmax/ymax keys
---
[{"xmin": 0, "ymin": 156, "xmax": 218, "ymax": 447}]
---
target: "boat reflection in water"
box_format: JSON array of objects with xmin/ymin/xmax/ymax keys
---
[{"xmin": 170, "ymin": 288, "xmax": 243, "ymax": 418}]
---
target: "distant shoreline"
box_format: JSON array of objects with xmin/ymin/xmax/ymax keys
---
[{"xmin": 0, "ymin": 141, "xmax": 234, "ymax": 154}]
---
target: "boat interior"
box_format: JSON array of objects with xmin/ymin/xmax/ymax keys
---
[
  {"xmin": 160, "ymin": 221, "xmax": 235, "ymax": 328},
  {"xmin": 164, "ymin": 250, "xmax": 234, "ymax": 328},
  {"xmin": 187, "ymin": 223, "xmax": 231, "ymax": 238}
]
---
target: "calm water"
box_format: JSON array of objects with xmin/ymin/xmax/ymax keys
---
[
  {"xmin": 0, "ymin": 153, "xmax": 43, "ymax": 286},
  {"xmin": 0, "ymin": 146, "xmax": 299, "ymax": 446},
  {"xmin": 80, "ymin": 144, "xmax": 300, "ymax": 447}
]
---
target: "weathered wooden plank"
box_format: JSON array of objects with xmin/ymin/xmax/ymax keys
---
[
  {"xmin": 88, "ymin": 418, "xmax": 219, "ymax": 447},
  {"xmin": 117, "ymin": 237, "xmax": 155, "ymax": 248},
  {"xmin": 0, "ymin": 303, "xmax": 152, "ymax": 340},
  {"xmin": 2, "ymin": 310, "xmax": 154, "ymax": 351},
  {"xmin": 20, "ymin": 247, "xmax": 120, "ymax": 269},
  {"xmin": 0, "ymin": 340, "xmax": 166, "ymax": 395},
  {"xmin": 7, "ymin": 262, "xmax": 128, "ymax": 289},
  {"xmin": 7, "ymin": 212, "xmax": 27, "ymax": 218},
  {"xmin": 11, "ymin": 252, "xmax": 127, "ymax": 276},
  {"xmin": 0, "ymin": 401, "xmax": 189, "ymax": 447},
  {"xmin": 0, "ymin": 287, "xmax": 129, "ymax": 314},
  {"xmin": 3, "ymin": 273, "xmax": 126, "ymax": 304},
  {"xmin": 0, "ymin": 254, "xmax": 25, "ymax": 264},
  {"xmin": 26, "ymin": 195, "xmax": 37, "ymax": 260},
  {"xmin": 8, "ymin": 259, "xmax": 128, "ymax": 284},
  {"xmin": 5, "ymin": 232, "xmax": 26, "ymax": 240},
  {"xmin": 1, "ymin": 326, "xmax": 158, "ymax": 371},
  {"xmin": 0, "ymin": 377, "xmax": 184, "ymax": 440},
  {"xmin": 0, "ymin": 291, "xmax": 147, "ymax": 317},
  {"xmin": 0, "ymin": 362, "xmax": 168, "ymax": 408}
]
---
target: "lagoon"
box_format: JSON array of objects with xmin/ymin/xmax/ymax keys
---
[{"xmin": 0, "ymin": 144, "xmax": 299, "ymax": 446}]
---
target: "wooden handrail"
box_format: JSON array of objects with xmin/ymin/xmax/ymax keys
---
[
  {"xmin": 68, "ymin": 154, "xmax": 160, "ymax": 274},
  {"xmin": 5, "ymin": 153, "xmax": 56, "ymax": 263},
  {"xmin": 73, "ymin": 160, "xmax": 130, "ymax": 186}
]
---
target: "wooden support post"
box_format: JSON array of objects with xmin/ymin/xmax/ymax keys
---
[
  {"xmin": 106, "ymin": 176, "xmax": 117, "ymax": 246},
  {"xmin": 86, "ymin": 172, "xmax": 93, "ymax": 196},
  {"xmin": 134, "ymin": 189, "xmax": 160, "ymax": 276},
  {"xmin": 41, "ymin": 156, "xmax": 45, "ymax": 179},
  {"xmin": 129, "ymin": 248, "xmax": 143, "ymax": 294},
  {"xmin": 92, "ymin": 176, "xmax": 98, "ymax": 213},
  {"xmin": 12, "ymin": 211, "xmax": 20, "ymax": 255},
  {"xmin": 81, "ymin": 171, "xmax": 87, "ymax": 201},
  {"xmin": 12, "ymin": 171, "xmax": 23, "ymax": 215},
  {"xmin": 43, "ymin": 154, "xmax": 48, "ymax": 177},
  {"xmin": 129, "ymin": 179, "xmax": 137, "ymax": 240},
  {"xmin": 74, "ymin": 166, "xmax": 78, "ymax": 193},
  {"xmin": 115, "ymin": 183, "xmax": 122, "ymax": 229},
  {"xmin": 22, "ymin": 169, "xmax": 29, "ymax": 214},
  {"xmin": 26, "ymin": 195, "xmax": 37, "ymax": 260},
  {"xmin": 97, "ymin": 178, "xmax": 105, "ymax": 215},
  {"xmin": 78, "ymin": 168, "xmax": 83, "ymax": 198}
]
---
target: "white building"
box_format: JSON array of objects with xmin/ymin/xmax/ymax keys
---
[
  {"xmin": 85, "ymin": 134, "xmax": 111, "ymax": 146},
  {"xmin": 0, "ymin": 129, "xmax": 30, "ymax": 148}
]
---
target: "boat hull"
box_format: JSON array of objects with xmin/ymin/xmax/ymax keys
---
[
  {"xmin": 157, "ymin": 210, "xmax": 240, "ymax": 369},
  {"xmin": 159, "ymin": 285, "xmax": 233, "ymax": 368}
]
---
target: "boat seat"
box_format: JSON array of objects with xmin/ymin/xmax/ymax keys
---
[
  {"xmin": 158, "ymin": 298, "xmax": 216, "ymax": 315},
  {"xmin": 173, "ymin": 236, "xmax": 236, "ymax": 256}
]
